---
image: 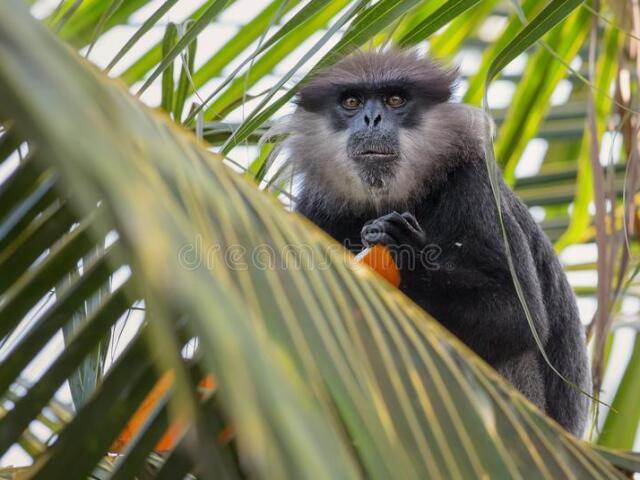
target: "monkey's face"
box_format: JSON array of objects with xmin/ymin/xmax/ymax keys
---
[
  {"xmin": 282, "ymin": 50, "xmax": 483, "ymax": 210},
  {"xmin": 296, "ymin": 81, "xmax": 431, "ymax": 191},
  {"xmin": 333, "ymin": 85, "xmax": 411, "ymax": 189}
]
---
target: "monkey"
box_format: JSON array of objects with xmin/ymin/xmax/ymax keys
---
[{"xmin": 268, "ymin": 49, "xmax": 591, "ymax": 437}]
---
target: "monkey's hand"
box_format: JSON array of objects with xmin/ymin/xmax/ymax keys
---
[{"xmin": 361, "ymin": 212, "xmax": 428, "ymax": 274}]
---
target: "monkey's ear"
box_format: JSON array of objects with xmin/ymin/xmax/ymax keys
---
[
  {"xmin": 292, "ymin": 92, "xmax": 318, "ymax": 113},
  {"xmin": 294, "ymin": 83, "xmax": 337, "ymax": 112}
]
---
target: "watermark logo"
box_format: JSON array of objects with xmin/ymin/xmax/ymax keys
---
[{"xmin": 177, "ymin": 235, "xmax": 447, "ymax": 272}]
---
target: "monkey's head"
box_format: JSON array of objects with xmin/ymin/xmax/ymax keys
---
[{"xmin": 272, "ymin": 50, "xmax": 489, "ymax": 212}]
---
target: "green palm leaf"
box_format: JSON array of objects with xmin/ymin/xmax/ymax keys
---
[{"xmin": 1, "ymin": 0, "xmax": 639, "ymax": 477}]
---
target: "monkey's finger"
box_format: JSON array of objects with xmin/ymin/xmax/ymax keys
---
[
  {"xmin": 362, "ymin": 231, "xmax": 396, "ymax": 248},
  {"xmin": 364, "ymin": 219, "xmax": 419, "ymax": 248},
  {"xmin": 401, "ymin": 212, "xmax": 421, "ymax": 231},
  {"xmin": 361, "ymin": 222, "xmax": 382, "ymax": 237},
  {"xmin": 361, "ymin": 225, "xmax": 386, "ymax": 245},
  {"xmin": 372, "ymin": 213, "xmax": 424, "ymax": 246},
  {"xmin": 382, "ymin": 223, "xmax": 422, "ymax": 247},
  {"xmin": 379, "ymin": 211, "xmax": 422, "ymax": 235}
]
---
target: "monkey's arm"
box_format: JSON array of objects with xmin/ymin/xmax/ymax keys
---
[{"xmin": 362, "ymin": 207, "xmax": 550, "ymax": 365}]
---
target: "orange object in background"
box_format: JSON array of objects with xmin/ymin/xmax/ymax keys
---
[
  {"xmin": 355, "ymin": 244, "xmax": 401, "ymax": 287},
  {"xmin": 111, "ymin": 373, "xmax": 218, "ymax": 453}
]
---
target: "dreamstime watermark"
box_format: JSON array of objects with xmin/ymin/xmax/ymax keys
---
[{"xmin": 177, "ymin": 234, "xmax": 450, "ymax": 272}]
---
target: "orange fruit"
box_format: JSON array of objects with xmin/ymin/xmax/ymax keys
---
[{"xmin": 355, "ymin": 244, "xmax": 401, "ymax": 288}]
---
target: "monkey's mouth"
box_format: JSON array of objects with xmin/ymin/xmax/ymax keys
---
[
  {"xmin": 351, "ymin": 148, "xmax": 399, "ymax": 162},
  {"xmin": 353, "ymin": 150, "xmax": 397, "ymax": 159},
  {"xmin": 348, "ymin": 132, "xmax": 399, "ymax": 161}
]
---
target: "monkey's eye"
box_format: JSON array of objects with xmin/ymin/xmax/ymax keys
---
[
  {"xmin": 341, "ymin": 96, "xmax": 361, "ymax": 109},
  {"xmin": 385, "ymin": 95, "xmax": 406, "ymax": 108}
]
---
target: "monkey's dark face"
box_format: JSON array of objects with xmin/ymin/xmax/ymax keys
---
[
  {"xmin": 297, "ymin": 81, "xmax": 432, "ymax": 189},
  {"xmin": 334, "ymin": 85, "xmax": 409, "ymax": 188}
]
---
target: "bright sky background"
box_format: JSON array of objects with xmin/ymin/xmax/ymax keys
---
[{"xmin": 1, "ymin": 0, "xmax": 638, "ymax": 468}]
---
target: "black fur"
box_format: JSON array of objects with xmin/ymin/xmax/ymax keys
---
[{"xmin": 291, "ymin": 51, "xmax": 591, "ymax": 437}]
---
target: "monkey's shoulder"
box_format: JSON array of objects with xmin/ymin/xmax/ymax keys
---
[{"xmin": 413, "ymin": 159, "xmax": 550, "ymax": 261}]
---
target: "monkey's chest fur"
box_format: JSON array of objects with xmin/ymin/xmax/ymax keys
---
[
  {"xmin": 296, "ymin": 164, "xmax": 518, "ymax": 360},
  {"xmin": 295, "ymin": 161, "xmax": 591, "ymax": 437}
]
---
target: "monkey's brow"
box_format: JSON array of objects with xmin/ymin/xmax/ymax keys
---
[{"xmin": 332, "ymin": 80, "xmax": 415, "ymax": 95}]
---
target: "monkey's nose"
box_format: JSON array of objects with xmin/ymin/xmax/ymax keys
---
[{"xmin": 364, "ymin": 113, "xmax": 382, "ymax": 127}]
